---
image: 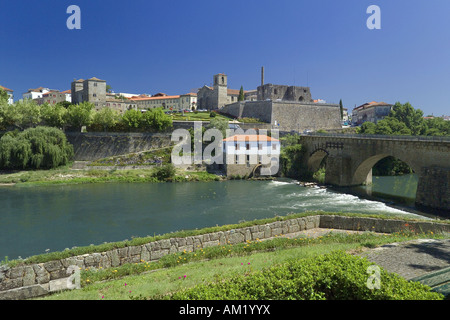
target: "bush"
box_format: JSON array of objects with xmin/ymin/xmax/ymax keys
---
[
  {"xmin": 169, "ymin": 251, "xmax": 443, "ymax": 300},
  {"xmin": 0, "ymin": 126, "xmax": 74, "ymax": 170},
  {"xmin": 152, "ymin": 163, "xmax": 176, "ymax": 181}
]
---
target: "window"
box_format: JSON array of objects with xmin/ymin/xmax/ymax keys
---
[
  {"xmin": 93, "ymin": 94, "xmax": 97, "ymax": 97},
  {"xmin": 94, "ymin": 83, "xmax": 97, "ymax": 87},
  {"xmin": 258, "ymin": 143, "xmax": 263, "ymax": 150},
  {"xmin": 235, "ymin": 143, "xmax": 240, "ymax": 151},
  {"xmin": 246, "ymin": 143, "xmax": 250, "ymax": 150},
  {"xmin": 272, "ymin": 143, "xmax": 277, "ymax": 150}
]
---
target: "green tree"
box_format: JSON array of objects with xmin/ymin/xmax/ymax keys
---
[
  {"xmin": 92, "ymin": 107, "xmax": 120, "ymax": 131},
  {"xmin": 65, "ymin": 102, "xmax": 95, "ymax": 131},
  {"xmin": 279, "ymin": 134, "xmax": 310, "ymax": 179},
  {"xmin": 141, "ymin": 108, "xmax": 173, "ymax": 132},
  {"xmin": 121, "ymin": 109, "xmax": 143, "ymax": 131},
  {"xmin": 106, "ymin": 85, "xmax": 113, "ymax": 93},
  {"xmin": 41, "ymin": 103, "xmax": 68, "ymax": 128},
  {"xmin": 0, "ymin": 99, "xmax": 41, "ymax": 130},
  {"xmin": 358, "ymin": 121, "xmax": 377, "ymax": 134},
  {"xmin": 0, "ymin": 127, "xmax": 73, "ymax": 170},
  {"xmin": 424, "ymin": 117, "xmax": 450, "ymax": 136},
  {"xmin": 374, "ymin": 117, "xmax": 412, "ymax": 135},
  {"xmin": 238, "ymin": 86, "xmax": 245, "ymax": 101},
  {"xmin": 389, "ymin": 102, "xmax": 426, "ymax": 135},
  {"xmin": 0, "ymin": 88, "xmax": 8, "ymax": 105},
  {"xmin": 339, "ymin": 99, "xmax": 344, "ymax": 120},
  {"xmin": 207, "ymin": 117, "xmax": 228, "ymax": 137}
]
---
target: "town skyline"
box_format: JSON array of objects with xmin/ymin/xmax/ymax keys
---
[{"xmin": 1, "ymin": 1, "xmax": 450, "ymax": 116}]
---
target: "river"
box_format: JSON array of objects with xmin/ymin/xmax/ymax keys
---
[{"xmin": 0, "ymin": 174, "xmax": 437, "ymax": 260}]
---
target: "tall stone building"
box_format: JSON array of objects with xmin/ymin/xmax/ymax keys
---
[
  {"xmin": 71, "ymin": 77, "xmax": 107, "ymax": 108},
  {"xmin": 71, "ymin": 77, "xmax": 136, "ymax": 113}
]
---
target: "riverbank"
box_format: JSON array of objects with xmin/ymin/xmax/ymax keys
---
[
  {"xmin": 0, "ymin": 166, "xmax": 222, "ymax": 186},
  {"xmin": 8, "ymin": 213, "xmax": 448, "ymax": 301},
  {"xmin": 0, "ymin": 163, "xmax": 280, "ymax": 186}
]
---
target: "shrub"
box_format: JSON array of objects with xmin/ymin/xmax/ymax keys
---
[
  {"xmin": 169, "ymin": 251, "xmax": 443, "ymax": 300},
  {"xmin": 0, "ymin": 126, "xmax": 74, "ymax": 170},
  {"xmin": 152, "ymin": 163, "xmax": 176, "ymax": 181}
]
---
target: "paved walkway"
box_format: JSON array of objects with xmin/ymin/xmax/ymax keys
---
[{"xmin": 358, "ymin": 238, "xmax": 450, "ymax": 280}]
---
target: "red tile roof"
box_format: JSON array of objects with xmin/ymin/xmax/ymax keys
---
[
  {"xmin": 223, "ymin": 135, "xmax": 280, "ymax": 142},
  {"xmin": 130, "ymin": 95, "xmax": 181, "ymax": 101},
  {"xmin": 0, "ymin": 85, "xmax": 13, "ymax": 92}
]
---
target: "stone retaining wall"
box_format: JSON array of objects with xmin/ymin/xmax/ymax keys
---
[{"xmin": 1, "ymin": 215, "xmax": 449, "ymax": 300}]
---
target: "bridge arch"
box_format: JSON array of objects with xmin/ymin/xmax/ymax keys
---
[
  {"xmin": 351, "ymin": 153, "xmax": 418, "ymax": 186},
  {"xmin": 307, "ymin": 149, "xmax": 329, "ymax": 173}
]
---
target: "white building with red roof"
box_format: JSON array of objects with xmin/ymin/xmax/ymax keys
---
[{"xmin": 0, "ymin": 85, "xmax": 14, "ymax": 104}]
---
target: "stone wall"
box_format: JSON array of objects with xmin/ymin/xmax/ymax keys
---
[
  {"xmin": 271, "ymin": 101, "xmax": 341, "ymax": 132},
  {"xmin": 1, "ymin": 214, "xmax": 450, "ymax": 300},
  {"xmin": 416, "ymin": 167, "xmax": 450, "ymax": 210},
  {"xmin": 220, "ymin": 101, "xmax": 342, "ymax": 132},
  {"xmin": 66, "ymin": 132, "xmax": 172, "ymax": 161}
]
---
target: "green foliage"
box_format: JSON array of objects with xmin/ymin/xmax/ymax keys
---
[
  {"xmin": 92, "ymin": 107, "xmax": 120, "ymax": 131},
  {"xmin": 121, "ymin": 109, "xmax": 142, "ymax": 130},
  {"xmin": 207, "ymin": 117, "xmax": 228, "ymax": 137},
  {"xmin": 0, "ymin": 99, "xmax": 41, "ymax": 130},
  {"xmin": 425, "ymin": 117, "xmax": 450, "ymax": 136},
  {"xmin": 372, "ymin": 156, "xmax": 413, "ymax": 176},
  {"xmin": 0, "ymin": 88, "xmax": 8, "ymax": 105},
  {"xmin": 141, "ymin": 108, "xmax": 173, "ymax": 132},
  {"xmin": 0, "ymin": 127, "xmax": 73, "ymax": 170},
  {"xmin": 151, "ymin": 163, "xmax": 176, "ymax": 181},
  {"xmin": 238, "ymin": 86, "xmax": 245, "ymax": 101},
  {"xmin": 169, "ymin": 251, "xmax": 443, "ymax": 300},
  {"xmin": 339, "ymin": 99, "xmax": 344, "ymax": 120},
  {"xmin": 41, "ymin": 103, "xmax": 67, "ymax": 128},
  {"xmin": 279, "ymin": 134, "xmax": 310, "ymax": 179},
  {"xmin": 209, "ymin": 111, "xmax": 217, "ymax": 118},
  {"xmin": 357, "ymin": 102, "xmax": 449, "ymax": 136},
  {"xmin": 65, "ymin": 102, "xmax": 94, "ymax": 131}
]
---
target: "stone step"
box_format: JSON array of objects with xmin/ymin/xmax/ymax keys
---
[{"xmin": 411, "ymin": 266, "xmax": 450, "ymax": 297}]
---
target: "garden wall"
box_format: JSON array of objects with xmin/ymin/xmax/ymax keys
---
[{"xmin": 1, "ymin": 215, "xmax": 449, "ymax": 300}]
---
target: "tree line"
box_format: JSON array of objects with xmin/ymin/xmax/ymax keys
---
[
  {"xmin": 0, "ymin": 93, "xmax": 173, "ymax": 133},
  {"xmin": 357, "ymin": 102, "xmax": 450, "ymax": 136}
]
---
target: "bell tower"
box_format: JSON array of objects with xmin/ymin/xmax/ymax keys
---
[{"xmin": 213, "ymin": 73, "xmax": 228, "ymax": 109}]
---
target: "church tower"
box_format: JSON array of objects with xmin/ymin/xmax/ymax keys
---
[{"xmin": 213, "ymin": 73, "xmax": 228, "ymax": 109}]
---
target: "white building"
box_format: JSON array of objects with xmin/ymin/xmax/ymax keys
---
[
  {"xmin": 23, "ymin": 87, "xmax": 50, "ymax": 101},
  {"xmin": 0, "ymin": 85, "xmax": 14, "ymax": 104},
  {"xmin": 222, "ymin": 134, "xmax": 280, "ymax": 165}
]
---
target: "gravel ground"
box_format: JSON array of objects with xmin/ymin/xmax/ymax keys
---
[{"xmin": 357, "ymin": 239, "xmax": 450, "ymax": 280}]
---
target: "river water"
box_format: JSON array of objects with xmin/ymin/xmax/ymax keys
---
[{"xmin": 0, "ymin": 175, "xmax": 438, "ymax": 260}]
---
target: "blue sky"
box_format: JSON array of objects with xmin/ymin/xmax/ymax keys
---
[{"xmin": 1, "ymin": 0, "xmax": 450, "ymax": 116}]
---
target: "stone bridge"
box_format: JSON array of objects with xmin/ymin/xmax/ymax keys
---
[{"xmin": 299, "ymin": 133, "xmax": 450, "ymax": 212}]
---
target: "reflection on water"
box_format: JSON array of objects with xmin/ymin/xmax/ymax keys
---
[
  {"xmin": 340, "ymin": 174, "xmax": 447, "ymax": 218},
  {"xmin": 0, "ymin": 177, "xmax": 434, "ymax": 260}
]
